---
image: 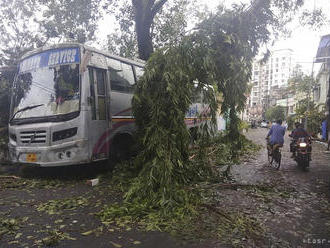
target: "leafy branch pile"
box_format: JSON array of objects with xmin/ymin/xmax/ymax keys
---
[
  {"xmin": 106, "ymin": 3, "xmax": 271, "ymax": 216},
  {"xmin": 100, "ymin": 135, "xmax": 261, "ymax": 238}
]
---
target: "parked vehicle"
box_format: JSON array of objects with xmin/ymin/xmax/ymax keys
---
[
  {"xmin": 260, "ymin": 121, "xmax": 268, "ymax": 128},
  {"xmin": 8, "ymin": 43, "xmax": 209, "ymax": 167}
]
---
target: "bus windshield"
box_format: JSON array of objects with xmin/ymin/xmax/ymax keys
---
[{"xmin": 11, "ymin": 63, "xmax": 80, "ymax": 120}]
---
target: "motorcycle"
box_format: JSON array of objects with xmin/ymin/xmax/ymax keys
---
[{"xmin": 291, "ymin": 136, "xmax": 312, "ymax": 170}]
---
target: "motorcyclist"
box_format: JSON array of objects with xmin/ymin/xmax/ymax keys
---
[
  {"xmin": 266, "ymin": 119, "xmax": 286, "ymax": 153},
  {"xmin": 289, "ymin": 122, "xmax": 311, "ymax": 158},
  {"xmin": 289, "ymin": 122, "xmax": 300, "ymax": 154}
]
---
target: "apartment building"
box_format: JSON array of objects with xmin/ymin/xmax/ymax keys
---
[{"xmin": 246, "ymin": 49, "xmax": 295, "ymax": 120}]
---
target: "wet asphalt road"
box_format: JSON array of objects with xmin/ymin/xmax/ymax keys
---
[
  {"xmin": 230, "ymin": 127, "xmax": 330, "ymax": 247},
  {"xmin": 0, "ymin": 128, "xmax": 329, "ymax": 247}
]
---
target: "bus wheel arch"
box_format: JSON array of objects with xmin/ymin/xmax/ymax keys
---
[{"xmin": 110, "ymin": 132, "xmax": 134, "ymax": 162}]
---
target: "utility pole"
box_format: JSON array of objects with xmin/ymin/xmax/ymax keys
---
[{"xmin": 305, "ymin": 61, "xmax": 314, "ymax": 131}]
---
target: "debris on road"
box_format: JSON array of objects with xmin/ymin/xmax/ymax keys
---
[{"xmin": 86, "ymin": 178, "xmax": 99, "ymax": 186}]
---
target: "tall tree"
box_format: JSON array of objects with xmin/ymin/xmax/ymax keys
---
[
  {"xmin": 107, "ymin": 0, "xmax": 189, "ymax": 59},
  {"xmin": 132, "ymin": 0, "xmax": 168, "ymax": 60},
  {"xmin": 126, "ymin": 0, "xmax": 286, "ymax": 213}
]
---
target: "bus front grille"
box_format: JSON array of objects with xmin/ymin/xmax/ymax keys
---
[{"xmin": 20, "ymin": 130, "xmax": 47, "ymax": 144}]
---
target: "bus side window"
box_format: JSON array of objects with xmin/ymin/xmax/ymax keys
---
[
  {"xmin": 108, "ymin": 58, "xmax": 135, "ymax": 93},
  {"xmin": 88, "ymin": 68, "xmax": 96, "ymax": 120},
  {"xmin": 121, "ymin": 63, "xmax": 135, "ymax": 93}
]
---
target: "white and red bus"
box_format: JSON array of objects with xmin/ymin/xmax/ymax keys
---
[{"xmin": 8, "ymin": 43, "xmax": 209, "ymax": 167}]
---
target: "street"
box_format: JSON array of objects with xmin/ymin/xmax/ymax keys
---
[
  {"xmin": 227, "ymin": 128, "xmax": 330, "ymax": 247},
  {"xmin": 0, "ymin": 128, "xmax": 330, "ymax": 247}
]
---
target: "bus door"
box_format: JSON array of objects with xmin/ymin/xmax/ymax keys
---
[{"xmin": 88, "ymin": 67, "xmax": 109, "ymax": 160}]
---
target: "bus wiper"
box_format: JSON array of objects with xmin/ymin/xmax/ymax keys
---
[{"xmin": 10, "ymin": 104, "xmax": 44, "ymax": 122}]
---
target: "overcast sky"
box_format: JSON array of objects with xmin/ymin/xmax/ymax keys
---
[{"xmin": 199, "ymin": 0, "xmax": 330, "ymax": 74}]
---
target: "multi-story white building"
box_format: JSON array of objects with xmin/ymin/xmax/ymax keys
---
[
  {"xmin": 268, "ymin": 49, "xmax": 294, "ymax": 88},
  {"xmin": 246, "ymin": 49, "xmax": 295, "ymax": 120}
]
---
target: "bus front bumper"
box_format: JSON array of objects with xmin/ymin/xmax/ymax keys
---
[{"xmin": 8, "ymin": 139, "xmax": 91, "ymax": 167}]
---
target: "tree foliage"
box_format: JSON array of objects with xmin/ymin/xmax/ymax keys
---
[
  {"xmin": 0, "ymin": 0, "xmax": 100, "ymax": 67},
  {"xmin": 120, "ymin": 0, "xmax": 288, "ymax": 215},
  {"xmin": 106, "ymin": 0, "xmax": 138, "ymax": 58},
  {"xmin": 38, "ymin": 0, "xmax": 102, "ymax": 43},
  {"xmin": 97, "ymin": 0, "xmax": 330, "ymax": 220},
  {"xmin": 0, "ymin": 0, "xmax": 42, "ymax": 67},
  {"xmin": 287, "ymin": 72, "xmax": 324, "ymax": 134},
  {"xmin": 288, "ymin": 74, "xmax": 315, "ymax": 97},
  {"xmin": 265, "ymin": 105, "xmax": 285, "ymax": 121},
  {"xmin": 105, "ymin": 0, "xmax": 328, "ymax": 60},
  {"xmin": 0, "ymin": 0, "xmax": 42, "ymax": 126},
  {"xmin": 295, "ymin": 99, "xmax": 325, "ymax": 135}
]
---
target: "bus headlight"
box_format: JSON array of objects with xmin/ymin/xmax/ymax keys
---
[{"xmin": 52, "ymin": 127, "xmax": 78, "ymax": 142}]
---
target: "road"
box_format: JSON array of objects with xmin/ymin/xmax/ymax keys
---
[
  {"xmin": 228, "ymin": 128, "xmax": 330, "ymax": 247},
  {"xmin": 0, "ymin": 128, "xmax": 329, "ymax": 247}
]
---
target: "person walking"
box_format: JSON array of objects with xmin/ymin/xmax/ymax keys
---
[{"xmin": 321, "ymin": 119, "xmax": 327, "ymax": 141}]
